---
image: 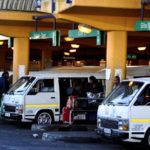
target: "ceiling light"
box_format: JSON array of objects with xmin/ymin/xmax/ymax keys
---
[
  {"xmin": 69, "ymin": 49, "xmax": 76, "ymax": 53},
  {"xmin": 0, "ymin": 41, "xmax": 4, "ymax": 45},
  {"xmin": 64, "ymin": 52, "xmax": 70, "ymax": 56},
  {"xmin": 64, "ymin": 37, "xmax": 74, "ymax": 42},
  {"xmin": 71, "ymin": 44, "xmax": 80, "ymax": 48},
  {"xmin": 137, "ymin": 46, "xmax": 146, "ymax": 51},
  {"xmin": 78, "ymin": 24, "xmax": 92, "ymax": 34},
  {"xmin": 0, "ymin": 35, "xmax": 9, "ymax": 40}
]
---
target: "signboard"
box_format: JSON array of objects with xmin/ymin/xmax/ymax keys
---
[
  {"xmin": 19, "ymin": 65, "xmax": 25, "ymax": 78},
  {"xmin": 135, "ymin": 21, "xmax": 150, "ymax": 31},
  {"xmin": 52, "ymin": 0, "xmax": 56, "ymax": 13},
  {"xmin": 66, "ymin": 0, "xmax": 72, "ymax": 3},
  {"xmin": 127, "ymin": 54, "xmax": 137, "ymax": 59},
  {"xmin": 35, "ymin": 0, "xmax": 41, "ymax": 10},
  {"xmin": 68, "ymin": 29, "xmax": 102, "ymax": 45},
  {"xmin": 29, "ymin": 30, "xmax": 60, "ymax": 47}
]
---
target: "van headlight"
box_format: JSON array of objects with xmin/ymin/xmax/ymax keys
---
[
  {"xmin": 16, "ymin": 104, "xmax": 23, "ymax": 113},
  {"xmin": 97, "ymin": 118, "xmax": 101, "ymax": 128},
  {"xmin": 118, "ymin": 119, "xmax": 129, "ymax": 131}
]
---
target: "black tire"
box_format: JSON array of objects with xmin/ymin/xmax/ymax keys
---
[
  {"xmin": 144, "ymin": 131, "xmax": 150, "ymax": 148},
  {"xmin": 36, "ymin": 112, "xmax": 52, "ymax": 125}
]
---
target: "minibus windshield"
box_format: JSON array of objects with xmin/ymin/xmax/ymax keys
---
[
  {"xmin": 104, "ymin": 81, "xmax": 144, "ymax": 106},
  {"xmin": 7, "ymin": 77, "xmax": 35, "ymax": 95}
]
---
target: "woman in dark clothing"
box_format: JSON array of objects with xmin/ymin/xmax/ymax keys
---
[{"xmin": 88, "ymin": 76, "xmax": 103, "ymax": 93}]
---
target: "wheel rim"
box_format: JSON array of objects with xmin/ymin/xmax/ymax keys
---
[
  {"xmin": 148, "ymin": 134, "xmax": 150, "ymax": 146},
  {"xmin": 37, "ymin": 112, "xmax": 52, "ymax": 125}
]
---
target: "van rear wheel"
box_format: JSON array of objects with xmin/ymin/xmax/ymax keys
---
[{"xmin": 36, "ymin": 112, "xmax": 52, "ymax": 125}]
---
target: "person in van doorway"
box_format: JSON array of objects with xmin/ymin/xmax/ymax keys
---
[
  {"xmin": 88, "ymin": 76, "xmax": 103, "ymax": 93},
  {"xmin": 82, "ymin": 76, "xmax": 103, "ymax": 96},
  {"xmin": 113, "ymin": 75, "xmax": 120, "ymax": 89},
  {"xmin": 0, "ymin": 71, "xmax": 10, "ymax": 100}
]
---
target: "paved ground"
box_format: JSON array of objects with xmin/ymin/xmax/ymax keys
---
[{"xmin": 0, "ymin": 118, "xmax": 147, "ymax": 150}]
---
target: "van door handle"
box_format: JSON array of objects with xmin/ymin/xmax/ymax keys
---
[{"xmin": 51, "ymin": 97, "xmax": 55, "ymax": 99}]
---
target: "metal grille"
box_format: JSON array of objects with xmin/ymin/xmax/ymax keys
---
[
  {"xmin": 0, "ymin": 0, "xmax": 36, "ymax": 11},
  {"xmin": 101, "ymin": 118, "xmax": 118, "ymax": 129},
  {"xmin": 4, "ymin": 105, "xmax": 16, "ymax": 112}
]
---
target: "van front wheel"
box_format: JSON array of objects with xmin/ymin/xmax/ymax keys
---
[
  {"xmin": 36, "ymin": 112, "xmax": 52, "ymax": 125},
  {"xmin": 144, "ymin": 131, "xmax": 150, "ymax": 148}
]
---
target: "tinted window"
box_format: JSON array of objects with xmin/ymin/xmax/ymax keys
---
[
  {"xmin": 32, "ymin": 79, "xmax": 54, "ymax": 93},
  {"xmin": 135, "ymin": 84, "xmax": 150, "ymax": 106}
]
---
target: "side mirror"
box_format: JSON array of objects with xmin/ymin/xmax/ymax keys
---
[
  {"xmin": 28, "ymin": 88, "xmax": 38, "ymax": 95},
  {"xmin": 134, "ymin": 97, "xmax": 144, "ymax": 106}
]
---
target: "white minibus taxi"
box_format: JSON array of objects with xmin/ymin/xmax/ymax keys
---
[
  {"xmin": 97, "ymin": 77, "xmax": 150, "ymax": 148},
  {"xmin": 1, "ymin": 66, "xmax": 105, "ymax": 125}
]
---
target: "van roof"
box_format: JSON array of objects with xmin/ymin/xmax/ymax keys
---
[
  {"xmin": 124, "ymin": 77, "xmax": 150, "ymax": 83},
  {"xmin": 28, "ymin": 66, "xmax": 105, "ymax": 79}
]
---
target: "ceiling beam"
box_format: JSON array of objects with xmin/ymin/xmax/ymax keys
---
[{"xmin": 73, "ymin": 0, "xmax": 141, "ymax": 9}]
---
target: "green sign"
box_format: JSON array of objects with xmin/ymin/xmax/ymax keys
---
[
  {"xmin": 135, "ymin": 21, "xmax": 150, "ymax": 31},
  {"xmin": 29, "ymin": 30, "xmax": 60, "ymax": 46},
  {"xmin": 127, "ymin": 54, "xmax": 137, "ymax": 59},
  {"xmin": 68, "ymin": 29, "xmax": 102, "ymax": 45}
]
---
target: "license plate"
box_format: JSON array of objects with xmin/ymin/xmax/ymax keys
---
[
  {"xmin": 74, "ymin": 114, "xmax": 86, "ymax": 120},
  {"xmin": 5, "ymin": 113, "xmax": 10, "ymax": 117},
  {"xmin": 104, "ymin": 128, "xmax": 111, "ymax": 135}
]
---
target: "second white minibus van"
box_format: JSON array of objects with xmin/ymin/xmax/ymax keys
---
[{"xmin": 97, "ymin": 77, "xmax": 150, "ymax": 148}]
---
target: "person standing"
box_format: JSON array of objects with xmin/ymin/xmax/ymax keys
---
[
  {"xmin": 0, "ymin": 71, "xmax": 9, "ymax": 100},
  {"xmin": 113, "ymin": 75, "xmax": 120, "ymax": 89}
]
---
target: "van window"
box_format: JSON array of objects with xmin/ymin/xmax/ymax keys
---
[
  {"xmin": 104, "ymin": 81, "xmax": 143, "ymax": 106},
  {"xmin": 134, "ymin": 84, "xmax": 150, "ymax": 106},
  {"xmin": 32, "ymin": 79, "xmax": 54, "ymax": 93}
]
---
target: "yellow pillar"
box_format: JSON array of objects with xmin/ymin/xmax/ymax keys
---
[
  {"xmin": 106, "ymin": 31, "xmax": 127, "ymax": 95},
  {"xmin": 13, "ymin": 38, "xmax": 29, "ymax": 83}
]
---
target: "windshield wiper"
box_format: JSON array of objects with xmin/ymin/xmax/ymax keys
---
[
  {"xmin": 7, "ymin": 91, "xmax": 14, "ymax": 95},
  {"xmin": 106, "ymin": 101, "xmax": 115, "ymax": 106},
  {"xmin": 16, "ymin": 90, "xmax": 24, "ymax": 92},
  {"xmin": 117, "ymin": 102, "xmax": 127, "ymax": 105}
]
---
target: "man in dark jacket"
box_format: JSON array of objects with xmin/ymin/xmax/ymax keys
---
[{"xmin": 0, "ymin": 71, "xmax": 9, "ymax": 99}]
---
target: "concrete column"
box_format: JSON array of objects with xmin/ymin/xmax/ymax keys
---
[
  {"xmin": 0, "ymin": 49, "xmax": 5, "ymax": 71},
  {"xmin": 106, "ymin": 31, "xmax": 127, "ymax": 95},
  {"xmin": 13, "ymin": 38, "xmax": 29, "ymax": 83}
]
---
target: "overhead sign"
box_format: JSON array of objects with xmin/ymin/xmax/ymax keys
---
[
  {"xmin": 29, "ymin": 30, "xmax": 60, "ymax": 47},
  {"xmin": 135, "ymin": 21, "xmax": 150, "ymax": 31},
  {"xmin": 68, "ymin": 29, "xmax": 102, "ymax": 45}
]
